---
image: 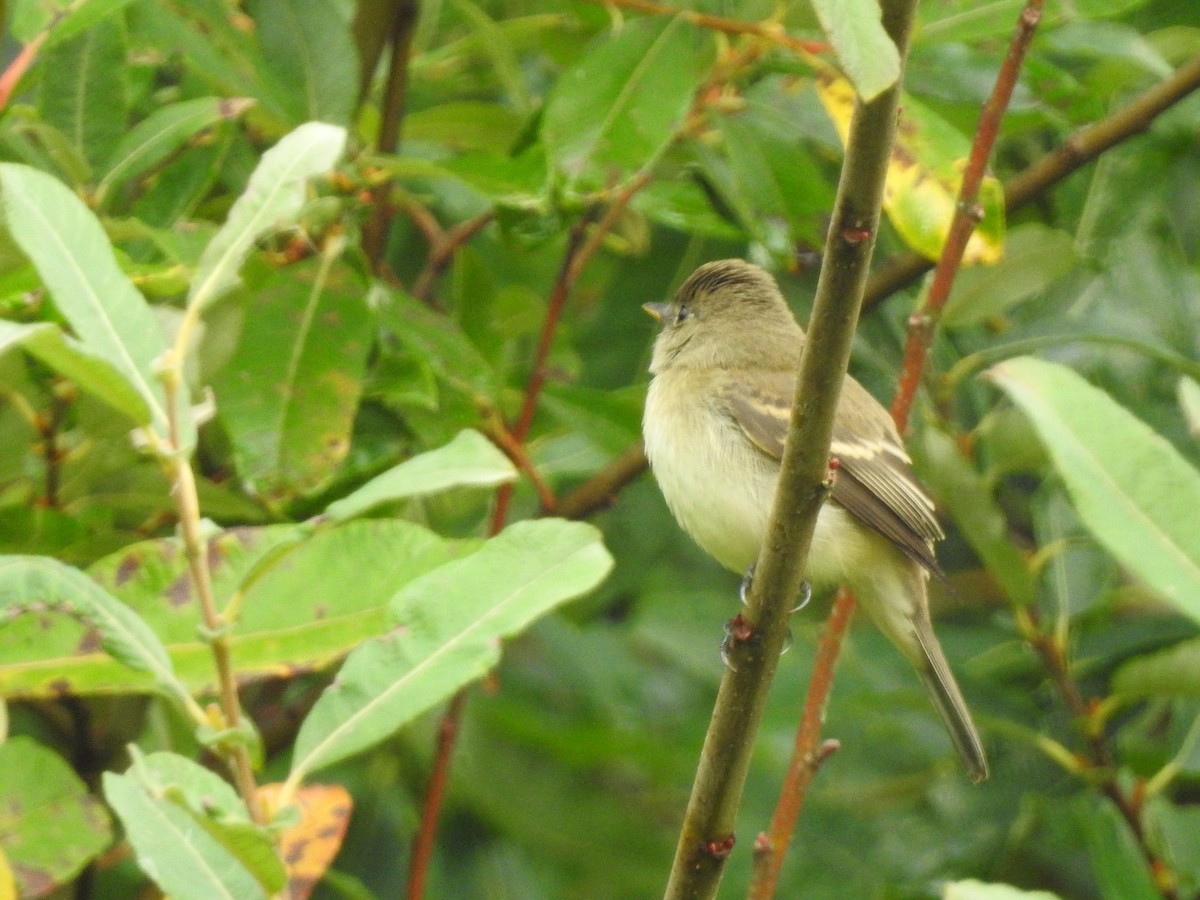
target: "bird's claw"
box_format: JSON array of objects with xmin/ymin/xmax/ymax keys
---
[{"xmin": 792, "ymin": 580, "xmax": 812, "ymax": 612}]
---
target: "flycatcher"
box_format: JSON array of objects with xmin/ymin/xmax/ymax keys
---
[{"xmin": 642, "ymin": 258, "xmax": 988, "ymax": 782}]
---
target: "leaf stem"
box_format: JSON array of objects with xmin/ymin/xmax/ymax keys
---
[{"xmin": 161, "ymin": 365, "xmax": 263, "ymax": 824}]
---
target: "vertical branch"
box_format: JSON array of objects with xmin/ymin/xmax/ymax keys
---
[
  {"xmin": 748, "ymin": 4, "xmax": 1045, "ymax": 896},
  {"xmin": 664, "ymin": 2, "xmax": 920, "ymax": 896},
  {"xmin": 363, "ymin": 0, "xmax": 421, "ymax": 268}
]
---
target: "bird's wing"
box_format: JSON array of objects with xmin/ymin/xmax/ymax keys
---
[{"xmin": 720, "ymin": 372, "xmax": 943, "ymax": 572}]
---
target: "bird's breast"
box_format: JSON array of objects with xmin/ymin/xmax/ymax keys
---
[{"xmin": 643, "ymin": 373, "xmax": 776, "ymax": 573}]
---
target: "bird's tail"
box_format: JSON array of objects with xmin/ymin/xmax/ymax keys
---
[{"xmin": 913, "ymin": 622, "xmax": 989, "ymax": 783}]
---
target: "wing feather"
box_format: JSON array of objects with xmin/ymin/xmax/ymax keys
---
[{"xmin": 720, "ymin": 372, "xmax": 942, "ymax": 572}]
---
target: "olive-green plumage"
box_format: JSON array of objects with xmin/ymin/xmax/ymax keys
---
[{"xmin": 643, "ymin": 259, "xmax": 987, "ymax": 782}]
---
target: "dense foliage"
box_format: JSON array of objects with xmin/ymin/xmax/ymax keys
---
[{"xmin": 1, "ymin": 0, "xmax": 1199, "ymax": 898}]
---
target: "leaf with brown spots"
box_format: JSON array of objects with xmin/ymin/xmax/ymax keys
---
[
  {"xmin": 259, "ymin": 783, "xmax": 352, "ymax": 899},
  {"xmin": 0, "ymin": 737, "xmax": 112, "ymax": 899}
]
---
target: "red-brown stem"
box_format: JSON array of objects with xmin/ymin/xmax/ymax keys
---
[
  {"xmin": 407, "ymin": 173, "xmax": 652, "ymax": 899},
  {"xmin": 747, "ymin": 589, "xmax": 852, "ymax": 900},
  {"xmin": 405, "ymin": 690, "xmax": 467, "ymax": 900},
  {"xmin": 363, "ymin": 0, "xmax": 420, "ymax": 269},
  {"xmin": 411, "ymin": 210, "xmax": 497, "ymax": 303},
  {"xmin": 482, "ymin": 414, "xmax": 558, "ymax": 512},
  {"xmin": 491, "ymin": 169, "xmax": 652, "ymax": 529},
  {"xmin": 489, "ymin": 215, "xmax": 594, "ymax": 532},
  {"xmin": 891, "ymin": 0, "xmax": 1042, "ymax": 431},
  {"xmin": 0, "ymin": 33, "xmax": 43, "ymax": 112}
]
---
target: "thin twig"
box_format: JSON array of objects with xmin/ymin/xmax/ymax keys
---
[
  {"xmin": 162, "ymin": 370, "xmax": 262, "ymax": 823},
  {"xmin": 891, "ymin": 0, "xmax": 1042, "ymax": 430},
  {"xmin": 748, "ymin": 590, "xmax": 851, "ymax": 899},
  {"xmin": 581, "ymin": 0, "xmax": 824, "ymax": 57},
  {"xmin": 364, "ymin": 0, "xmax": 421, "ymax": 269},
  {"xmin": 556, "ymin": 441, "xmax": 650, "ymax": 521},
  {"xmin": 664, "ymin": 2, "xmax": 920, "ymax": 896},
  {"xmin": 411, "ymin": 210, "xmax": 497, "ymax": 303},
  {"xmin": 864, "ymin": 51, "xmax": 1200, "ymax": 311},
  {"xmin": 405, "ymin": 691, "xmax": 466, "ymax": 900},
  {"xmin": 406, "ymin": 173, "xmax": 653, "ymax": 898},
  {"xmin": 481, "ymin": 413, "xmax": 558, "ymax": 512},
  {"xmin": 1017, "ymin": 608, "xmax": 1179, "ymax": 899}
]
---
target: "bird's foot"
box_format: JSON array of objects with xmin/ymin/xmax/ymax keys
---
[
  {"xmin": 738, "ymin": 564, "xmax": 756, "ymax": 606},
  {"xmin": 793, "ymin": 580, "xmax": 812, "ymax": 613}
]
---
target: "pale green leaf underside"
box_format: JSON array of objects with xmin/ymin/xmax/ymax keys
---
[{"xmin": 988, "ymin": 356, "xmax": 1200, "ymax": 622}]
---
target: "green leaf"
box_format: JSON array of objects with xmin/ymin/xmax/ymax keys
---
[
  {"xmin": 0, "ymin": 521, "xmax": 456, "ymax": 698},
  {"xmin": 12, "ymin": 0, "xmax": 139, "ymax": 49},
  {"xmin": 943, "ymin": 880, "xmax": 1064, "ymax": 899},
  {"xmin": 405, "ymin": 102, "xmax": 525, "ymax": 153},
  {"xmin": 0, "ymin": 320, "xmax": 150, "ymax": 424},
  {"xmin": 810, "ymin": 0, "xmax": 901, "ymax": 101},
  {"xmin": 325, "ymin": 430, "xmax": 516, "ymax": 523},
  {"xmin": 0, "ymin": 737, "xmax": 112, "ymax": 898},
  {"xmin": 1113, "ymin": 637, "xmax": 1200, "ymax": 697},
  {"xmin": 132, "ymin": 752, "xmax": 286, "ymax": 894},
  {"xmin": 913, "ymin": 426, "xmax": 1036, "ymax": 606},
  {"xmin": 0, "ymin": 555, "xmax": 194, "ymax": 710},
  {"xmin": 35, "ymin": 16, "xmax": 128, "ymax": 173},
  {"xmin": 187, "ymin": 121, "xmax": 347, "ymax": 312},
  {"xmin": 249, "ymin": 0, "xmax": 359, "ymax": 125},
  {"xmin": 1179, "ymin": 376, "xmax": 1200, "ymax": 442},
  {"xmin": 103, "ymin": 770, "xmax": 266, "ymax": 900},
  {"xmin": 942, "ymin": 224, "xmax": 1080, "ymax": 328},
  {"xmin": 376, "ymin": 284, "xmax": 498, "ymax": 399},
  {"xmin": 1075, "ymin": 794, "xmax": 1161, "ymax": 900},
  {"xmin": 96, "ymin": 97, "xmax": 255, "ymax": 206},
  {"xmin": 0, "ymin": 163, "xmax": 174, "ymax": 437},
  {"xmin": 287, "ymin": 519, "xmax": 613, "ymax": 784},
  {"xmin": 211, "ymin": 254, "xmax": 372, "ymax": 504},
  {"xmin": 987, "ymin": 357, "xmax": 1200, "ymax": 623},
  {"xmin": 542, "ymin": 17, "xmax": 706, "ymax": 188}
]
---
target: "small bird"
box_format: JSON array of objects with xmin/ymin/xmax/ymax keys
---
[{"xmin": 642, "ymin": 259, "xmax": 988, "ymax": 782}]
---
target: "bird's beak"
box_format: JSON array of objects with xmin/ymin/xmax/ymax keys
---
[{"xmin": 642, "ymin": 302, "xmax": 670, "ymax": 323}]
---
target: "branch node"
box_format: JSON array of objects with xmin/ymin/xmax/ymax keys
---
[
  {"xmin": 840, "ymin": 224, "xmax": 872, "ymax": 245},
  {"xmin": 700, "ymin": 834, "xmax": 736, "ymax": 860}
]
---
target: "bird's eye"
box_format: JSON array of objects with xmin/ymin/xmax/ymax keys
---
[{"xmin": 676, "ymin": 304, "xmax": 691, "ymax": 324}]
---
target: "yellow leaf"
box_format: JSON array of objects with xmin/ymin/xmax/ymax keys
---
[
  {"xmin": 259, "ymin": 783, "xmax": 353, "ymax": 900},
  {"xmin": 816, "ymin": 73, "xmax": 1005, "ymax": 264}
]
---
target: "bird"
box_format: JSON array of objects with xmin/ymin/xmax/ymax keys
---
[{"xmin": 642, "ymin": 258, "xmax": 988, "ymax": 782}]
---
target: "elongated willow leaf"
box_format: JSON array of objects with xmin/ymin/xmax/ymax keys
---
[
  {"xmin": 287, "ymin": 520, "xmax": 612, "ymax": 786},
  {"xmin": 187, "ymin": 122, "xmax": 346, "ymax": 312},
  {"xmin": 0, "ymin": 164, "xmax": 175, "ymax": 438},
  {"xmin": 989, "ymin": 356, "xmax": 1200, "ymax": 623}
]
